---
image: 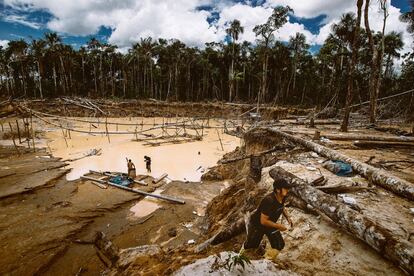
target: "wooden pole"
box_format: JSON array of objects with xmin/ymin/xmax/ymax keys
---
[
  {"xmin": 61, "ymin": 128, "xmax": 68, "ymax": 148},
  {"xmin": 83, "ymin": 175, "xmax": 185, "ymax": 204},
  {"xmin": 1, "ymin": 123, "xmax": 3, "ymax": 132},
  {"xmin": 8, "ymin": 122, "xmax": 20, "ymax": 155},
  {"xmin": 30, "ymin": 112, "xmax": 35, "ymax": 152},
  {"xmin": 216, "ymin": 129, "xmax": 224, "ymax": 151},
  {"xmin": 15, "ymin": 120, "xmax": 21, "ymax": 143},
  {"xmin": 105, "ymin": 117, "xmax": 110, "ymax": 143},
  {"xmin": 152, "ymin": 173, "xmax": 168, "ymax": 184},
  {"xmin": 24, "ymin": 118, "xmax": 30, "ymax": 149}
]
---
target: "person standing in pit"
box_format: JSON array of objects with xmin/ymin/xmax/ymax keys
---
[{"xmin": 144, "ymin": 155, "xmax": 151, "ymax": 173}]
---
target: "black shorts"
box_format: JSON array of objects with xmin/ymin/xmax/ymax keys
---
[{"xmin": 244, "ymin": 222, "xmax": 285, "ymax": 250}]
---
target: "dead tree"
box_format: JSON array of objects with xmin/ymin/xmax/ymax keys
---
[
  {"xmin": 264, "ymin": 128, "xmax": 414, "ymax": 200},
  {"xmin": 270, "ymin": 166, "xmax": 414, "ymax": 275}
]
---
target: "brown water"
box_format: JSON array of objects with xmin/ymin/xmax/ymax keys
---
[{"xmin": 30, "ymin": 117, "xmax": 240, "ymax": 182}]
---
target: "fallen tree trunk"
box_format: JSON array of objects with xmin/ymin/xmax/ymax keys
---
[
  {"xmin": 283, "ymin": 130, "xmax": 414, "ymax": 142},
  {"xmin": 219, "ymin": 145, "xmax": 287, "ymax": 164},
  {"xmin": 324, "ymin": 133, "xmax": 414, "ymax": 142},
  {"xmin": 265, "ymin": 128, "xmax": 414, "ymax": 201},
  {"xmin": 270, "ymin": 167, "xmax": 414, "ymax": 274},
  {"xmin": 353, "ymin": 140, "xmax": 414, "ymax": 149},
  {"xmin": 315, "ymin": 184, "xmax": 373, "ymax": 194}
]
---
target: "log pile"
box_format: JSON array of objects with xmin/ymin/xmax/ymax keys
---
[
  {"xmin": 264, "ymin": 128, "xmax": 414, "ymax": 201},
  {"xmin": 270, "ymin": 167, "xmax": 414, "ymax": 275}
]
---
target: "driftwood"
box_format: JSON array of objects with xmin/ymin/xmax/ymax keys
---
[
  {"xmin": 353, "ymin": 140, "xmax": 414, "ymax": 149},
  {"xmin": 270, "ymin": 166, "xmax": 414, "ymax": 274},
  {"xmin": 81, "ymin": 176, "xmax": 108, "ymax": 189},
  {"xmin": 283, "ymin": 129, "xmax": 414, "ymax": 143},
  {"xmin": 315, "ymin": 184, "xmax": 372, "ymax": 194},
  {"xmin": 152, "ymin": 173, "xmax": 168, "ymax": 184},
  {"xmin": 322, "ymin": 133, "xmax": 414, "ymax": 143},
  {"xmin": 265, "ymin": 128, "xmax": 414, "ymax": 201}
]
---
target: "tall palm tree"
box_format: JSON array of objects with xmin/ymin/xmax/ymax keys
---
[
  {"xmin": 6, "ymin": 39, "xmax": 29, "ymax": 96},
  {"xmin": 30, "ymin": 39, "xmax": 47, "ymax": 98},
  {"xmin": 383, "ymin": 31, "xmax": 404, "ymax": 78},
  {"xmin": 87, "ymin": 38, "xmax": 101, "ymax": 96},
  {"xmin": 226, "ymin": 19, "xmax": 244, "ymax": 102},
  {"xmin": 341, "ymin": 0, "xmax": 364, "ymax": 132},
  {"xmin": 400, "ymin": 0, "xmax": 414, "ymax": 35},
  {"xmin": 287, "ymin": 32, "xmax": 309, "ymax": 99},
  {"xmin": 45, "ymin": 32, "xmax": 62, "ymax": 95}
]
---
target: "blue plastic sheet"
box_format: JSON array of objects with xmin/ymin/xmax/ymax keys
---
[{"xmin": 109, "ymin": 175, "xmax": 132, "ymax": 186}]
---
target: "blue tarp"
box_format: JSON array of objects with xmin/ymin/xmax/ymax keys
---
[
  {"xmin": 323, "ymin": 160, "xmax": 353, "ymax": 176},
  {"xmin": 109, "ymin": 175, "xmax": 132, "ymax": 186}
]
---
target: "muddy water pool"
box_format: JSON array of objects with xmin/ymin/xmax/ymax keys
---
[{"xmin": 28, "ymin": 117, "xmax": 240, "ymax": 182}]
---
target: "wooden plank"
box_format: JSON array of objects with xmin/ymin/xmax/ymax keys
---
[
  {"xmin": 152, "ymin": 173, "xmax": 168, "ymax": 184},
  {"xmin": 80, "ymin": 176, "xmax": 108, "ymax": 189},
  {"xmin": 84, "ymin": 173, "xmax": 185, "ymax": 204}
]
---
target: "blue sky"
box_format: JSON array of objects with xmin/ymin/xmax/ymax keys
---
[{"xmin": 0, "ymin": 0, "xmax": 412, "ymax": 52}]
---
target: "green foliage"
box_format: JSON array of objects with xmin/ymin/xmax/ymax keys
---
[{"xmin": 210, "ymin": 252, "xmax": 252, "ymax": 273}]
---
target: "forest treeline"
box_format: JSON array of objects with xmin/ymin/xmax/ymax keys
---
[{"xmin": 1, "ymin": 3, "xmax": 413, "ymax": 122}]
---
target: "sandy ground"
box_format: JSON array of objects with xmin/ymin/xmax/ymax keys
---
[
  {"xmin": 1, "ymin": 113, "xmax": 413, "ymax": 275},
  {"xmin": 0, "ymin": 117, "xmax": 238, "ymax": 275}
]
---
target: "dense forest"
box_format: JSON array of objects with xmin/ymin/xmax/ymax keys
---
[{"xmin": 1, "ymin": 2, "xmax": 413, "ymax": 122}]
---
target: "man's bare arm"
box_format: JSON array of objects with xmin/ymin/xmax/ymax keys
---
[{"xmin": 260, "ymin": 213, "xmax": 287, "ymax": 231}]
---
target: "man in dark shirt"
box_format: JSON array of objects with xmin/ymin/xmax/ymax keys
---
[
  {"xmin": 144, "ymin": 156, "xmax": 151, "ymax": 173},
  {"xmin": 243, "ymin": 178, "xmax": 294, "ymax": 259}
]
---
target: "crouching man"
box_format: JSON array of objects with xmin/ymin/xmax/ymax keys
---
[{"xmin": 243, "ymin": 178, "xmax": 294, "ymax": 260}]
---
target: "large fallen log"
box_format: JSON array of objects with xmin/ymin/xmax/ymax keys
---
[
  {"xmin": 323, "ymin": 133, "xmax": 414, "ymax": 142},
  {"xmin": 315, "ymin": 184, "xmax": 373, "ymax": 194},
  {"xmin": 219, "ymin": 145, "xmax": 287, "ymax": 164},
  {"xmin": 283, "ymin": 130, "xmax": 414, "ymax": 142},
  {"xmin": 265, "ymin": 128, "xmax": 414, "ymax": 201},
  {"xmin": 353, "ymin": 140, "xmax": 414, "ymax": 149},
  {"xmin": 270, "ymin": 167, "xmax": 414, "ymax": 274}
]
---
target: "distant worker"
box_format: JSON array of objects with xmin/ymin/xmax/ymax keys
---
[
  {"xmin": 242, "ymin": 178, "xmax": 294, "ymax": 261},
  {"xmin": 127, "ymin": 159, "xmax": 136, "ymax": 179},
  {"xmin": 144, "ymin": 155, "xmax": 152, "ymax": 173}
]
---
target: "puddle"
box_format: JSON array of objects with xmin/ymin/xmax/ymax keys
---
[
  {"xmin": 129, "ymin": 199, "xmax": 160, "ymax": 219},
  {"xmin": 32, "ymin": 117, "xmax": 240, "ymax": 181}
]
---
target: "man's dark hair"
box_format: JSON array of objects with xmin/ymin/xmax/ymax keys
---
[{"xmin": 273, "ymin": 178, "xmax": 292, "ymax": 191}]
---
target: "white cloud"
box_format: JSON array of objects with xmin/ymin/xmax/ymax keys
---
[
  {"xmin": 108, "ymin": 1, "xmax": 221, "ymax": 47},
  {"xmin": 218, "ymin": 3, "xmax": 316, "ymax": 44},
  {"xmin": 0, "ymin": 40, "xmax": 10, "ymax": 48},
  {"xmin": 266, "ymin": 0, "xmax": 355, "ymax": 22},
  {"xmin": 3, "ymin": 14, "xmax": 42, "ymax": 29},
  {"xmin": 218, "ymin": 3, "xmax": 272, "ymax": 43},
  {"xmin": 2, "ymin": 0, "xmax": 412, "ymax": 55}
]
